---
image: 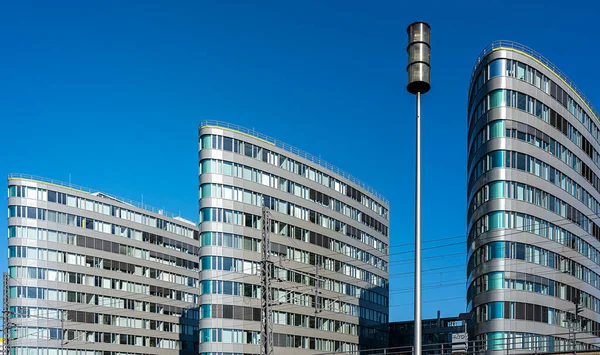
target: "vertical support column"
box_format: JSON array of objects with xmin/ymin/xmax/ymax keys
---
[
  {"xmin": 61, "ymin": 310, "xmax": 68, "ymax": 352},
  {"xmin": 260, "ymin": 204, "xmax": 273, "ymax": 355},
  {"xmin": 414, "ymin": 91, "xmax": 422, "ymax": 355},
  {"xmin": 314, "ymin": 264, "xmax": 320, "ymax": 314},
  {"xmin": 3, "ymin": 272, "xmax": 10, "ymax": 355},
  {"xmin": 406, "ymin": 21, "xmax": 430, "ymax": 355}
]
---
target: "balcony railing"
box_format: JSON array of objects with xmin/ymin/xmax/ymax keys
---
[
  {"xmin": 7, "ymin": 173, "xmax": 194, "ymax": 222},
  {"xmin": 199, "ymin": 120, "xmax": 389, "ymax": 205},
  {"xmin": 470, "ymin": 40, "xmax": 598, "ymax": 121}
]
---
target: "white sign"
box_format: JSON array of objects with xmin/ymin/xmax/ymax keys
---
[{"xmin": 452, "ymin": 332, "xmax": 468, "ymax": 353}]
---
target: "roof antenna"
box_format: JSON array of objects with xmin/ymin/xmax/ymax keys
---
[{"xmin": 68, "ymin": 174, "xmax": 71, "ymax": 187}]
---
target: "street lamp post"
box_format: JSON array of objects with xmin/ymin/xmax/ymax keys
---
[{"xmin": 406, "ymin": 21, "xmax": 431, "ymax": 355}]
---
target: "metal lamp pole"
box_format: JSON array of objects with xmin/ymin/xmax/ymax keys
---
[{"xmin": 406, "ymin": 21, "xmax": 431, "ymax": 355}]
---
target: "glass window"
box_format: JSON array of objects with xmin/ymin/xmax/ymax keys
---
[
  {"xmin": 201, "ymin": 184, "xmax": 212, "ymax": 198},
  {"xmin": 201, "ymin": 135, "xmax": 212, "ymax": 149},
  {"xmin": 243, "ymin": 167, "xmax": 251, "ymax": 180},
  {"xmin": 223, "ymin": 137, "xmax": 233, "ymax": 152},
  {"xmin": 517, "ymin": 93, "xmax": 527, "ymax": 111},
  {"xmin": 490, "ymin": 90, "xmax": 506, "ymax": 108},
  {"xmin": 489, "ymin": 60, "xmax": 505, "ymax": 78},
  {"xmin": 489, "ymin": 332, "xmax": 504, "ymax": 350},
  {"xmin": 223, "ymin": 186, "xmax": 233, "ymax": 200},
  {"xmin": 489, "ymin": 241, "xmax": 505, "ymax": 259},
  {"xmin": 489, "ymin": 181, "xmax": 504, "ymax": 198},
  {"xmin": 490, "ymin": 150, "xmax": 504, "ymax": 168},
  {"xmin": 201, "ymin": 160, "xmax": 212, "ymax": 174},
  {"xmin": 8, "ymin": 205, "xmax": 17, "ymax": 218},
  {"xmin": 489, "ymin": 212, "xmax": 504, "ymax": 229},
  {"xmin": 489, "ymin": 302, "xmax": 504, "ymax": 319},
  {"xmin": 535, "ymin": 72, "xmax": 542, "ymax": 89},
  {"xmin": 488, "ymin": 272, "xmax": 504, "ymax": 289},
  {"xmin": 535, "ymin": 101, "xmax": 543, "ymax": 118},
  {"xmin": 244, "ymin": 144, "xmax": 253, "ymax": 157},
  {"xmin": 517, "ymin": 63, "xmax": 526, "ymax": 80},
  {"xmin": 223, "ymin": 162, "xmax": 232, "ymax": 176},
  {"xmin": 489, "ymin": 120, "xmax": 504, "ymax": 138},
  {"xmin": 201, "ymin": 209, "xmax": 212, "ymax": 223},
  {"xmin": 201, "ymin": 304, "xmax": 211, "ymax": 318}
]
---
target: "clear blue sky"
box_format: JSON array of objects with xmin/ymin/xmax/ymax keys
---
[{"xmin": 1, "ymin": 0, "xmax": 598, "ymax": 322}]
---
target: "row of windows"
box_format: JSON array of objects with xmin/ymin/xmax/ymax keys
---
[
  {"xmin": 199, "ymin": 303, "xmax": 385, "ymax": 341},
  {"xmin": 468, "ymin": 150, "xmax": 600, "ymax": 241},
  {"xmin": 8, "ymin": 285, "xmax": 197, "ymax": 320},
  {"xmin": 285, "ymin": 244, "xmax": 387, "ymax": 286},
  {"xmin": 9, "ymin": 265, "xmax": 197, "ymax": 304},
  {"xmin": 199, "ymin": 280, "xmax": 388, "ymax": 323},
  {"xmin": 469, "ymin": 186, "xmax": 600, "ymax": 264},
  {"xmin": 199, "ymin": 328, "xmax": 357, "ymax": 353},
  {"xmin": 9, "ymin": 268, "xmax": 197, "ymax": 303},
  {"xmin": 200, "ymin": 230, "xmax": 387, "ymax": 272},
  {"xmin": 472, "ymin": 118, "xmax": 585, "ymax": 191},
  {"xmin": 475, "ymin": 301, "xmax": 598, "ymax": 335},
  {"xmin": 469, "ymin": 87, "xmax": 600, "ymax": 185},
  {"xmin": 11, "ymin": 264, "xmax": 198, "ymax": 303},
  {"xmin": 200, "ymin": 255, "xmax": 388, "ymax": 302},
  {"xmin": 201, "ymin": 231, "xmax": 386, "ymax": 287},
  {"xmin": 9, "ymin": 244, "xmax": 198, "ymax": 290},
  {"xmin": 8, "ymin": 184, "xmax": 197, "ymax": 240},
  {"xmin": 468, "ymin": 239, "xmax": 600, "ymax": 292},
  {"xmin": 199, "ymin": 134, "xmax": 388, "ymax": 218},
  {"xmin": 201, "ymin": 180, "xmax": 390, "ymax": 245},
  {"xmin": 10, "ymin": 306, "xmax": 197, "ymax": 335},
  {"xmin": 200, "ymin": 206, "xmax": 386, "ymax": 262},
  {"xmin": 200, "ymin": 255, "xmax": 258, "ymax": 274},
  {"xmin": 469, "ymin": 119, "xmax": 600, "ymax": 217},
  {"xmin": 468, "ymin": 271, "xmax": 600, "ymax": 315},
  {"xmin": 9, "ymin": 327, "xmax": 183, "ymax": 350},
  {"xmin": 471, "ymin": 58, "xmax": 543, "ymax": 100},
  {"xmin": 200, "ymin": 159, "xmax": 388, "ymax": 249},
  {"xmin": 479, "ymin": 331, "xmax": 595, "ymax": 352},
  {"xmin": 8, "ymin": 225, "xmax": 199, "ymax": 273},
  {"xmin": 469, "ymin": 180, "xmax": 600, "ymax": 266},
  {"xmin": 9, "ymin": 348, "xmax": 154, "ymax": 355},
  {"xmin": 8, "ymin": 205, "xmax": 199, "ymax": 270},
  {"xmin": 470, "ymin": 58, "xmax": 600, "ymax": 149},
  {"xmin": 200, "ymin": 170, "xmax": 387, "ymax": 236}
]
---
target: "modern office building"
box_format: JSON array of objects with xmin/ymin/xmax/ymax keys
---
[
  {"xmin": 6, "ymin": 175, "xmax": 200, "ymax": 355},
  {"xmin": 198, "ymin": 121, "xmax": 390, "ymax": 353},
  {"xmin": 467, "ymin": 41, "xmax": 600, "ymax": 352},
  {"xmin": 4, "ymin": 121, "xmax": 389, "ymax": 355}
]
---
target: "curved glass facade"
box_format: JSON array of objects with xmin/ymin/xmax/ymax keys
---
[
  {"xmin": 198, "ymin": 123, "xmax": 389, "ymax": 354},
  {"xmin": 467, "ymin": 43, "xmax": 600, "ymax": 353}
]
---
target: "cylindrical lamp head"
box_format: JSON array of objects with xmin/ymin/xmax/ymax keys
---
[{"xmin": 406, "ymin": 22, "xmax": 431, "ymax": 95}]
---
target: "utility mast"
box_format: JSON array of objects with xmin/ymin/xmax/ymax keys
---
[
  {"xmin": 260, "ymin": 204, "xmax": 273, "ymax": 355},
  {"xmin": 3, "ymin": 273, "xmax": 9, "ymax": 355}
]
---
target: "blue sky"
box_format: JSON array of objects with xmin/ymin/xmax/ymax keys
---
[{"xmin": 1, "ymin": 0, "xmax": 598, "ymax": 321}]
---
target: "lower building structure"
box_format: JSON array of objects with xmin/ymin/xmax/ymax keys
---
[{"xmin": 389, "ymin": 312, "xmax": 470, "ymax": 355}]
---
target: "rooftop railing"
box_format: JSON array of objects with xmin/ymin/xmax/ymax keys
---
[
  {"xmin": 7, "ymin": 173, "xmax": 195, "ymax": 223},
  {"xmin": 470, "ymin": 40, "xmax": 599, "ymax": 121},
  {"xmin": 199, "ymin": 120, "xmax": 389, "ymax": 205}
]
